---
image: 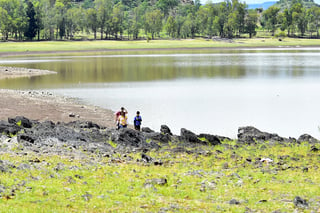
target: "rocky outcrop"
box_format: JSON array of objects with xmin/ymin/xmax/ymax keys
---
[
  {"xmin": 0, "ymin": 116, "xmax": 319, "ymax": 156},
  {"xmin": 237, "ymin": 126, "xmax": 296, "ymax": 144}
]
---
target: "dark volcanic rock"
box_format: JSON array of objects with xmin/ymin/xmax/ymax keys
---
[
  {"xmin": 141, "ymin": 127, "xmax": 155, "ymax": 133},
  {"xmin": 198, "ymin": 133, "xmax": 221, "ymax": 145},
  {"xmin": 111, "ymin": 128, "xmax": 146, "ymax": 148},
  {"xmin": 180, "ymin": 128, "xmax": 205, "ymax": 144},
  {"xmin": 229, "ymin": 199, "xmax": 240, "ymax": 205},
  {"xmin": 237, "ymin": 126, "xmax": 296, "ymax": 144},
  {"xmin": 298, "ymin": 134, "xmax": 319, "ymax": 144},
  {"xmin": 0, "ymin": 121, "xmax": 22, "ymax": 136},
  {"xmin": 160, "ymin": 125, "xmax": 172, "ymax": 135},
  {"xmin": 293, "ymin": 196, "xmax": 308, "ymax": 208},
  {"xmin": 8, "ymin": 116, "xmax": 34, "ymax": 128},
  {"xmin": 144, "ymin": 132, "xmax": 171, "ymax": 143}
]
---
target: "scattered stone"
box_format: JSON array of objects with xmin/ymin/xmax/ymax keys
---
[
  {"xmin": 144, "ymin": 178, "xmax": 167, "ymax": 186},
  {"xmin": 82, "ymin": 192, "xmax": 92, "ymax": 201},
  {"xmin": 69, "ymin": 113, "xmax": 76, "ymax": 118},
  {"xmin": 310, "ymin": 145, "xmax": 319, "ymax": 152},
  {"xmin": 141, "ymin": 153, "xmax": 153, "ymax": 163},
  {"xmin": 293, "ymin": 196, "xmax": 308, "ymax": 208},
  {"xmin": 229, "ymin": 199, "xmax": 240, "ymax": 205}
]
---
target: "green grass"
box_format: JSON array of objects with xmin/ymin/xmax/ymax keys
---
[
  {"xmin": 0, "ymin": 141, "xmax": 319, "ymax": 212},
  {"xmin": 0, "ymin": 38, "xmax": 319, "ymax": 54}
]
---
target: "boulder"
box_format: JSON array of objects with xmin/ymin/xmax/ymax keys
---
[
  {"xmin": 180, "ymin": 128, "xmax": 205, "ymax": 144},
  {"xmin": 144, "ymin": 132, "xmax": 171, "ymax": 143},
  {"xmin": 8, "ymin": 116, "xmax": 34, "ymax": 128},
  {"xmin": 237, "ymin": 126, "xmax": 296, "ymax": 144},
  {"xmin": 198, "ymin": 133, "xmax": 221, "ymax": 145},
  {"xmin": 293, "ymin": 196, "xmax": 308, "ymax": 208},
  {"xmin": 141, "ymin": 127, "xmax": 155, "ymax": 133},
  {"xmin": 0, "ymin": 121, "xmax": 22, "ymax": 136},
  {"xmin": 160, "ymin": 125, "xmax": 172, "ymax": 135},
  {"xmin": 298, "ymin": 134, "xmax": 319, "ymax": 144},
  {"xmin": 111, "ymin": 128, "xmax": 146, "ymax": 148}
]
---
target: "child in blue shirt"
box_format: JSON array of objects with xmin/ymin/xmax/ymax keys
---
[{"xmin": 134, "ymin": 111, "xmax": 142, "ymax": 131}]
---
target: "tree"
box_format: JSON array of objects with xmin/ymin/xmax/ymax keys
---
[
  {"xmin": 232, "ymin": 0, "xmax": 246, "ymax": 37},
  {"xmin": 0, "ymin": 7, "xmax": 11, "ymax": 40},
  {"xmin": 0, "ymin": 0, "xmax": 26, "ymax": 40},
  {"xmin": 95, "ymin": 0, "xmax": 113, "ymax": 39},
  {"xmin": 25, "ymin": 1, "xmax": 38, "ymax": 40},
  {"xmin": 33, "ymin": 0, "xmax": 44, "ymax": 41},
  {"xmin": 165, "ymin": 15, "xmax": 176, "ymax": 38},
  {"xmin": 111, "ymin": 2, "xmax": 124, "ymax": 39},
  {"xmin": 262, "ymin": 6, "xmax": 280, "ymax": 36},
  {"xmin": 307, "ymin": 6, "xmax": 320, "ymax": 38},
  {"xmin": 86, "ymin": 8, "xmax": 98, "ymax": 39},
  {"xmin": 245, "ymin": 9, "xmax": 258, "ymax": 38},
  {"xmin": 156, "ymin": 0, "xmax": 179, "ymax": 17},
  {"xmin": 144, "ymin": 9, "xmax": 163, "ymax": 39}
]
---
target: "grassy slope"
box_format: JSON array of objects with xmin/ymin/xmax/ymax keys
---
[
  {"xmin": 0, "ymin": 141, "xmax": 319, "ymax": 212},
  {"xmin": 0, "ymin": 38, "xmax": 320, "ymax": 53}
]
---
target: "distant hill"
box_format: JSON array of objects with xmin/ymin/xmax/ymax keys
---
[
  {"xmin": 275, "ymin": 0, "xmax": 320, "ymax": 9},
  {"xmin": 248, "ymin": 1, "xmax": 277, "ymax": 10}
]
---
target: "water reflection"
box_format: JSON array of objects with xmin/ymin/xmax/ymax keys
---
[{"xmin": 1, "ymin": 49, "xmax": 320, "ymax": 89}]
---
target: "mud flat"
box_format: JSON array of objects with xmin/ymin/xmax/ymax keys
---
[
  {"xmin": 0, "ymin": 89, "xmax": 115, "ymax": 128},
  {"xmin": 0, "ymin": 66, "xmax": 56, "ymax": 80}
]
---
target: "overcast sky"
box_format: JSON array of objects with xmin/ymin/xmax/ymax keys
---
[{"xmin": 200, "ymin": 0, "xmax": 320, "ymax": 5}]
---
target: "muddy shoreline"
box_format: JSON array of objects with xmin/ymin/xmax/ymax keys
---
[
  {"xmin": 0, "ymin": 89, "xmax": 115, "ymax": 129},
  {"xmin": 1, "ymin": 45, "xmax": 320, "ymax": 57},
  {"xmin": 0, "ymin": 66, "xmax": 56, "ymax": 80}
]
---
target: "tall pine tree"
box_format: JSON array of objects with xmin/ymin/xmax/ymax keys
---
[{"xmin": 25, "ymin": 1, "xmax": 38, "ymax": 40}]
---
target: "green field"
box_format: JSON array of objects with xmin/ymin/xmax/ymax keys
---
[
  {"xmin": 0, "ymin": 141, "xmax": 319, "ymax": 212},
  {"xmin": 0, "ymin": 38, "xmax": 319, "ymax": 54}
]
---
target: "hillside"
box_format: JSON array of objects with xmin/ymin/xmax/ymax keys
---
[{"xmin": 275, "ymin": 0, "xmax": 320, "ymax": 9}]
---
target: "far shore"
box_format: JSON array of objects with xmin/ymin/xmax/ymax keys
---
[{"xmin": 0, "ymin": 38, "xmax": 320, "ymax": 57}]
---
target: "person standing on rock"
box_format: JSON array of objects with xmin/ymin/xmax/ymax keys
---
[
  {"xmin": 118, "ymin": 111, "xmax": 128, "ymax": 129},
  {"xmin": 115, "ymin": 107, "xmax": 127, "ymax": 129},
  {"xmin": 134, "ymin": 111, "xmax": 142, "ymax": 131}
]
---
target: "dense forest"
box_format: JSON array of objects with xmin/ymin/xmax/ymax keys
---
[{"xmin": 0, "ymin": 0, "xmax": 319, "ymax": 41}]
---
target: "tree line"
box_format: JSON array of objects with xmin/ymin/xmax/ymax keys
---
[{"xmin": 0, "ymin": 0, "xmax": 319, "ymax": 41}]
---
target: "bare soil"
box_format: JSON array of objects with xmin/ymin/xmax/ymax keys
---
[
  {"xmin": 0, "ymin": 89, "xmax": 116, "ymax": 128},
  {"xmin": 0, "ymin": 66, "xmax": 56, "ymax": 80}
]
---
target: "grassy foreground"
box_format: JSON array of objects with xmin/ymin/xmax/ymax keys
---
[
  {"xmin": 0, "ymin": 38, "xmax": 320, "ymax": 54},
  {"xmin": 0, "ymin": 141, "xmax": 319, "ymax": 212}
]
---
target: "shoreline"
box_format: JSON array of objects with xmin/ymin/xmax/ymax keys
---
[
  {"xmin": 0, "ymin": 89, "xmax": 116, "ymax": 129},
  {"xmin": 0, "ymin": 66, "xmax": 56, "ymax": 80},
  {"xmin": 1, "ymin": 45, "xmax": 320, "ymax": 57}
]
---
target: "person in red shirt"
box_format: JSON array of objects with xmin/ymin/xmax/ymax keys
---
[{"xmin": 115, "ymin": 107, "xmax": 127, "ymax": 129}]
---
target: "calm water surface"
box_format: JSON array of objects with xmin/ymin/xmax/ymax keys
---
[{"xmin": 1, "ymin": 48, "xmax": 320, "ymax": 138}]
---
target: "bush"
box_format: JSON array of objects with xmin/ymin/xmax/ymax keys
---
[{"xmin": 275, "ymin": 31, "xmax": 286, "ymax": 38}]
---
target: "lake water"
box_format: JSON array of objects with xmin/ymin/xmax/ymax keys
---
[{"xmin": 1, "ymin": 48, "xmax": 320, "ymax": 138}]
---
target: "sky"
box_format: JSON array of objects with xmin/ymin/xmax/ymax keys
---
[{"xmin": 200, "ymin": 0, "xmax": 320, "ymax": 5}]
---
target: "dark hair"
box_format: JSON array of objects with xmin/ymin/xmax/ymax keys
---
[
  {"xmin": 121, "ymin": 107, "xmax": 125, "ymax": 110},
  {"xmin": 136, "ymin": 111, "xmax": 140, "ymax": 114}
]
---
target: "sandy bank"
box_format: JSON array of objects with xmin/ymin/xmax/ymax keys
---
[
  {"xmin": 0, "ymin": 89, "xmax": 115, "ymax": 128},
  {"xmin": 0, "ymin": 66, "xmax": 56, "ymax": 80}
]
